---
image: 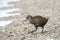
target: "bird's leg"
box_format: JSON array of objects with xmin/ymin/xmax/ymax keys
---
[
  {"xmin": 41, "ymin": 27, "xmax": 44, "ymax": 33},
  {"xmin": 35, "ymin": 26, "xmax": 38, "ymax": 31}
]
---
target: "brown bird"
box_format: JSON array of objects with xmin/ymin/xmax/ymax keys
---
[{"xmin": 24, "ymin": 15, "xmax": 48, "ymax": 33}]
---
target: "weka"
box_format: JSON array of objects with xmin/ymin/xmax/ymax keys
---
[{"xmin": 25, "ymin": 15, "xmax": 48, "ymax": 33}]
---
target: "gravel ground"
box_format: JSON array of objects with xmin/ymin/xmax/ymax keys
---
[{"xmin": 0, "ymin": 0, "xmax": 60, "ymax": 40}]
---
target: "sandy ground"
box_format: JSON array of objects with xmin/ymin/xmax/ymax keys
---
[{"xmin": 0, "ymin": 0, "xmax": 60, "ymax": 40}]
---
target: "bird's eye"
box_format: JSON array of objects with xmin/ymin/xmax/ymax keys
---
[
  {"xmin": 26, "ymin": 15, "xmax": 32, "ymax": 20},
  {"xmin": 26, "ymin": 16, "xmax": 31, "ymax": 19}
]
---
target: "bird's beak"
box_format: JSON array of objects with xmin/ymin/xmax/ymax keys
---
[
  {"xmin": 22, "ymin": 19, "xmax": 27, "ymax": 22},
  {"xmin": 22, "ymin": 19, "xmax": 30, "ymax": 24}
]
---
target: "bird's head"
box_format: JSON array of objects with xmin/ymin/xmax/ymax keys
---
[
  {"xmin": 23, "ymin": 15, "xmax": 32, "ymax": 22},
  {"xmin": 26, "ymin": 15, "xmax": 32, "ymax": 20}
]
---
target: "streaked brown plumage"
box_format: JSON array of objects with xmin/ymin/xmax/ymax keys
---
[{"xmin": 26, "ymin": 15, "xmax": 48, "ymax": 33}]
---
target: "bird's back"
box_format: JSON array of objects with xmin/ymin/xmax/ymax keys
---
[{"xmin": 30, "ymin": 16, "xmax": 48, "ymax": 27}]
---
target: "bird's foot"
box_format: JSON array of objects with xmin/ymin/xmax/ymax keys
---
[{"xmin": 41, "ymin": 31, "xmax": 47, "ymax": 33}]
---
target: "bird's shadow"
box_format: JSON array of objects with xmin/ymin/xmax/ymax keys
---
[{"xmin": 28, "ymin": 30, "xmax": 48, "ymax": 35}]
